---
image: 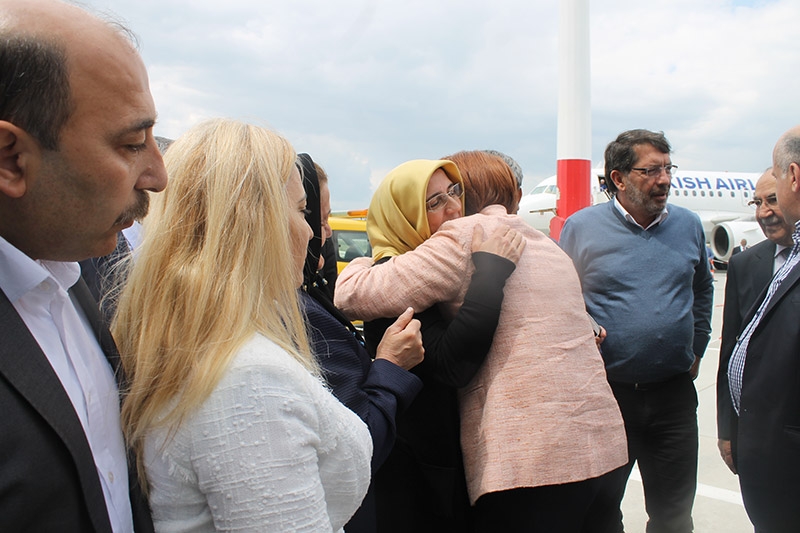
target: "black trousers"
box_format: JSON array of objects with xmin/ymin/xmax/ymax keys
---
[
  {"xmin": 589, "ymin": 373, "xmax": 698, "ymax": 533},
  {"xmin": 474, "ymin": 476, "xmax": 602, "ymax": 533}
]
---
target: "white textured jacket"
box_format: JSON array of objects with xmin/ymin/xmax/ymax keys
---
[{"xmin": 144, "ymin": 334, "xmax": 372, "ymax": 532}]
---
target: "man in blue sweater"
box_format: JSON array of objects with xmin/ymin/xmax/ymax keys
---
[{"xmin": 560, "ymin": 129, "xmax": 713, "ymax": 533}]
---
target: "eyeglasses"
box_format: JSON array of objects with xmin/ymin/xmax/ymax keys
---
[
  {"xmin": 630, "ymin": 165, "xmax": 678, "ymax": 178},
  {"xmin": 748, "ymin": 194, "xmax": 779, "ymax": 210},
  {"xmin": 426, "ymin": 182, "xmax": 463, "ymax": 212}
]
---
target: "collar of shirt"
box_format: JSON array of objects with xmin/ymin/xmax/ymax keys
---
[
  {"xmin": 613, "ymin": 197, "xmax": 669, "ymax": 230},
  {"xmin": 774, "ymin": 243, "xmax": 790, "ymax": 258},
  {"xmin": 0, "ymin": 235, "xmax": 81, "ymax": 302},
  {"xmin": 773, "ymin": 243, "xmax": 791, "ymax": 274}
]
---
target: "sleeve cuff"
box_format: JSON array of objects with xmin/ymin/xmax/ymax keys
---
[{"xmin": 367, "ymin": 359, "xmax": 424, "ymax": 412}]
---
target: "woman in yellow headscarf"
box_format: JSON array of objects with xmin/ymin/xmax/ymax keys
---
[
  {"xmin": 337, "ymin": 153, "xmax": 627, "ymax": 533},
  {"xmin": 339, "ymin": 159, "xmax": 526, "ymax": 532}
]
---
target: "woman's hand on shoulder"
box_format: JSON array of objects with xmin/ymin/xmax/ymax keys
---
[
  {"xmin": 375, "ymin": 307, "xmax": 424, "ymax": 371},
  {"xmin": 472, "ymin": 224, "xmax": 526, "ymax": 264}
]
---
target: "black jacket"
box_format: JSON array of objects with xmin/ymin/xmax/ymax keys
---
[{"xmin": 0, "ymin": 280, "xmax": 153, "ymax": 533}]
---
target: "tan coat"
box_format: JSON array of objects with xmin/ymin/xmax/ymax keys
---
[{"xmin": 336, "ymin": 206, "xmax": 627, "ymax": 504}]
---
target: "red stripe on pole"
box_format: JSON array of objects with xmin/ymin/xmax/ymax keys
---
[{"xmin": 550, "ymin": 158, "xmax": 591, "ymax": 240}]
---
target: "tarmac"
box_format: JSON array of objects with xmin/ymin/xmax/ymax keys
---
[{"xmin": 619, "ymin": 270, "xmax": 754, "ymax": 532}]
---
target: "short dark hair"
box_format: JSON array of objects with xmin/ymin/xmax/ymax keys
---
[
  {"xmin": 604, "ymin": 129, "xmax": 671, "ymax": 194},
  {"xmin": 0, "ymin": 35, "xmax": 72, "ymax": 150}
]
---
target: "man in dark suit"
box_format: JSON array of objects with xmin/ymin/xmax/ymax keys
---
[
  {"xmin": 723, "ymin": 127, "xmax": 800, "ymax": 532},
  {"xmin": 717, "ymin": 168, "xmax": 794, "ymax": 472},
  {"xmin": 0, "ymin": 1, "xmax": 167, "ymax": 531},
  {"xmin": 730, "ymin": 238, "xmax": 748, "ymax": 256}
]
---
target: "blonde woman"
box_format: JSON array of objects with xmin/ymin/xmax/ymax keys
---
[{"xmin": 113, "ymin": 119, "xmax": 371, "ymax": 532}]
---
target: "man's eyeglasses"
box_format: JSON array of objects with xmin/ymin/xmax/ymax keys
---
[
  {"xmin": 630, "ymin": 165, "xmax": 678, "ymax": 178},
  {"xmin": 426, "ymin": 182, "xmax": 463, "ymax": 212},
  {"xmin": 748, "ymin": 194, "xmax": 778, "ymax": 210}
]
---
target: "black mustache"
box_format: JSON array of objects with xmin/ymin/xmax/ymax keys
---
[{"xmin": 114, "ymin": 191, "xmax": 150, "ymax": 226}]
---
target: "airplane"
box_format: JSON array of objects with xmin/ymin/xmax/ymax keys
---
[{"xmin": 517, "ymin": 168, "xmax": 764, "ymax": 263}]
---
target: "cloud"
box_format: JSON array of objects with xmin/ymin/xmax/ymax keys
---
[{"xmin": 90, "ymin": 0, "xmax": 799, "ymax": 209}]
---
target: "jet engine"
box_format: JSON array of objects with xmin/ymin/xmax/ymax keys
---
[{"xmin": 711, "ymin": 220, "xmax": 766, "ymax": 262}]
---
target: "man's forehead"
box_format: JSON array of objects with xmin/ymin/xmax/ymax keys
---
[
  {"xmin": 64, "ymin": 33, "xmax": 155, "ymax": 131},
  {"xmin": 754, "ymin": 174, "xmax": 777, "ymax": 197},
  {"xmin": 633, "ymin": 143, "xmax": 669, "ymax": 161}
]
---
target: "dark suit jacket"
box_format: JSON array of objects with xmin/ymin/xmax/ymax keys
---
[
  {"xmin": 0, "ymin": 280, "xmax": 154, "ymax": 532},
  {"xmin": 731, "ymin": 255, "xmax": 800, "ymax": 530},
  {"xmin": 717, "ymin": 239, "xmax": 776, "ymax": 440}
]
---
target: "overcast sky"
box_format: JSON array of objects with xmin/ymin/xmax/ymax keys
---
[{"xmin": 85, "ymin": 0, "xmax": 799, "ymax": 210}]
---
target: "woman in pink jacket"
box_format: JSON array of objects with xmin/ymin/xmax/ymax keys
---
[{"xmin": 335, "ymin": 151, "xmax": 627, "ymax": 532}]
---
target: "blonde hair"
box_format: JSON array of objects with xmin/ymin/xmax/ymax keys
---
[{"xmin": 113, "ymin": 118, "xmax": 315, "ymax": 488}]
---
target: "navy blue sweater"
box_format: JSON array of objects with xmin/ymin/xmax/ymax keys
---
[
  {"xmin": 301, "ymin": 291, "xmax": 422, "ymax": 471},
  {"xmin": 560, "ymin": 201, "xmax": 713, "ymax": 383}
]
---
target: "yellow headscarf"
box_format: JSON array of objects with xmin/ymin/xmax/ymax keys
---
[{"xmin": 367, "ymin": 159, "xmax": 463, "ymax": 261}]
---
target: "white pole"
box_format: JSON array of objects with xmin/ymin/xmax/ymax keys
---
[{"xmin": 552, "ymin": 0, "xmax": 591, "ymax": 239}]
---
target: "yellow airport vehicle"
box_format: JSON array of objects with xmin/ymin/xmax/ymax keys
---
[{"xmin": 329, "ymin": 210, "xmax": 372, "ymax": 274}]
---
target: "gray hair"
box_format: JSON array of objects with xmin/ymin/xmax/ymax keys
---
[
  {"xmin": 155, "ymin": 136, "xmax": 174, "ymax": 154},
  {"xmin": 482, "ymin": 149, "xmax": 524, "ymax": 189},
  {"xmin": 774, "ymin": 132, "xmax": 800, "ymax": 174}
]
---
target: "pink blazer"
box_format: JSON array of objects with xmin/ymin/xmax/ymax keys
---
[{"xmin": 336, "ymin": 206, "xmax": 627, "ymax": 504}]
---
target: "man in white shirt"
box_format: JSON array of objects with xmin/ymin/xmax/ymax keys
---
[{"xmin": 0, "ymin": 1, "xmax": 167, "ymax": 531}]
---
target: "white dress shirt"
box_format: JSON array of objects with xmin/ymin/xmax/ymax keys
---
[
  {"xmin": 774, "ymin": 244, "xmax": 790, "ymax": 274},
  {"xmin": 0, "ymin": 236, "xmax": 134, "ymax": 533}
]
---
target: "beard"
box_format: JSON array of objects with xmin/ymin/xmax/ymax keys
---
[{"xmin": 624, "ymin": 177, "xmax": 669, "ymax": 218}]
